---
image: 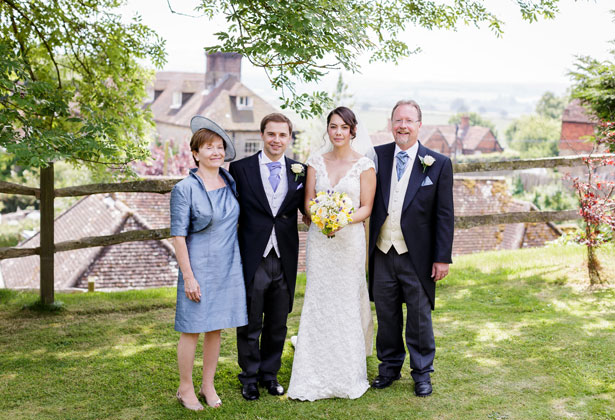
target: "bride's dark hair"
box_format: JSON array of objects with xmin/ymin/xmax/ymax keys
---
[{"xmin": 327, "ymin": 106, "xmax": 357, "ymax": 139}]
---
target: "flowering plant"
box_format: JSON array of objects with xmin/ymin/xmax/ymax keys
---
[
  {"xmin": 563, "ymin": 121, "xmax": 615, "ymax": 286},
  {"xmin": 309, "ymin": 190, "xmax": 354, "ymax": 237},
  {"xmin": 291, "ymin": 163, "xmax": 305, "ymax": 181},
  {"xmin": 418, "ymin": 154, "xmax": 435, "ymax": 173}
]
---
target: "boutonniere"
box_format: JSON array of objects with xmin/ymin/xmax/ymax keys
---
[
  {"xmin": 291, "ymin": 163, "xmax": 305, "ymax": 181},
  {"xmin": 418, "ymin": 155, "xmax": 435, "ymax": 173}
]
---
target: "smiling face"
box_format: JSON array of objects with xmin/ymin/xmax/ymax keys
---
[
  {"xmin": 327, "ymin": 113, "xmax": 352, "ymax": 148},
  {"xmin": 192, "ymin": 136, "xmax": 225, "ymax": 169},
  {"xmin": 261, "ymin": 121, "xmax": 291, "ymax": 161},
  {"xmin": 391, "ymin": 104, "xmax": 422, "ymax": 150}
]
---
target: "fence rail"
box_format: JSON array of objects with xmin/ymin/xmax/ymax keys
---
[{"xmin": 2, "ymin": 154, "xmax": 603, "ymax": 302}]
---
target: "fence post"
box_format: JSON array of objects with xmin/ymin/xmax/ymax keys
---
[{"xmin": 40, "ymin": 163, "xmax": 54, "ymax": 304}]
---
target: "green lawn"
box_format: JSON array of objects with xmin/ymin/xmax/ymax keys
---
[{"xmin": 1, "ymin": 244, "xmax": 614, "ymax": 420}]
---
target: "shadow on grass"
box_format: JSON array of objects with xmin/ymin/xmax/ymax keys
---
[{"xmin": 1, "ymin": 251, "xmax": 614, "ymax": 419}]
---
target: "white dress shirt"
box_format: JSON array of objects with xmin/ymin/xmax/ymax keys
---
[
  {"xmin": 377, "ymin": 141, "xmax": 419, "ymax": 255},
  {"xmin": 259, "ymin": 151, "xmax": 288, "ymax": 258}
]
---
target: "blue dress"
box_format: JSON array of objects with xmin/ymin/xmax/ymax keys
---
[{"xmin": 170, "ymin": 168, "xmax": 248, "ymax": 333}]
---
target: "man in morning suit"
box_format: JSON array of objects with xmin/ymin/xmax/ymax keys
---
[
  {"xmin": 229, "ymin": 113, "xmax": 306, "ymax": 401},
  {"xmin": 368, "ymin": 100, "xmax": 454, "ymax": 397}
]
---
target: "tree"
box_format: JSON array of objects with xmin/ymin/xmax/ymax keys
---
[
  {"xmin": 0, "ymin": 0, "xmax": 166, "ymax": 174},
  {"xmin": 565, "ymin": 122, "xmax": 615, "ymax": 286},
  {"xmin": 535, "ymin": 91, "xmax": 568, "ymax": 120},
  {"xmin": 505, "ymin": 114, "xmax": 560, "ymax": 158},
  {"xmin": 192, "ymin": 0, "xmax": 561, "ymax": 117},
  {"xmin": 569, "ymin": 11, "xmax": 615, "ymax": 152},
  {"xmin": 448, "ymin": 112, "xmax": 498, "ymax": 137},
  {"xmin": 505, "ymin": 114, "xmax": 560, "ymax": 156},
  {"xmin": 0, "ymin": 0, "xmax": 165, "ymax": 305}
]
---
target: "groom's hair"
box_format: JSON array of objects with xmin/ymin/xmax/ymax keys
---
[
  {"xmin": 260, "ymin": 113, "xmax": 293, "ymax": 135},
  {"xmin": 391, "ymin": 100, "xmax": 422, "ymax": 122}
]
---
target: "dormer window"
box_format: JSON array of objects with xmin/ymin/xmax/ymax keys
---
[
  {"xmin": 170, "ymin": 91, "xmax": 182, "ymax": 109},
  {"xmin": 146, "ymin": 87, "xmax": 155, "ymax": 103},
  {"xmin": 236, "ymin": 95, "xmax": 253, "ymax": 110}
]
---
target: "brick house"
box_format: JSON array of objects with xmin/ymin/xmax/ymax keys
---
[
  {"xmin": 559, "ymin": 99, "xmax": 597, "ymax": 155},
  {"xmin": 149, "ymin": 53, "xmax": 290, "ymax": 161}
]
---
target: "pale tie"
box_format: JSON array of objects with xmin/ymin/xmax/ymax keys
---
[
  {"xmin": 396, "ymin": 151, "xmax": 409, "ymax": 181},
  {"xmin": 266, "ymin": 161, "xmax": 282, "ymax": 192}
]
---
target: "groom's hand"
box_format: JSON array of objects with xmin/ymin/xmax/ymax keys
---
[{"xmin": 431, "ymin": 262, "xmax": 449, "ymax": 282}]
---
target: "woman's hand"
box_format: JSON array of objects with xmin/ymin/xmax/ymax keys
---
[
  {"xmin": 184, "ymin": 277, "xmax": 201, "ymax": 302},
  {"xmin": 326, "ymin": 225, "xmax": 343, "ymax": 237}
]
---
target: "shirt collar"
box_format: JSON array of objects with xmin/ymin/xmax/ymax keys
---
[
  {"xmin": 259, "ymin": 151, "xmax": 286, "ymax": 167},
  {"xmin": 394, "ymin": 141, "xmax": 419, "ymax": 162}
]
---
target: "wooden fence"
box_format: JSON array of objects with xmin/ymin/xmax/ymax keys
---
[{"xmin": 1, "ymin": 154, "xmax": 610, "ymax": 304}]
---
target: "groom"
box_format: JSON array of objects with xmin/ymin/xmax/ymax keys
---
[
  {"xmin": 368, "ymin": 99, "xmax": 454, "ymax": 397},
  {"xmin": 229, "ymin": 113, "xmax": 306, "ymax": 401}
]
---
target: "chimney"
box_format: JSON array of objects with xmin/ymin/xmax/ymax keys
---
[
  {"xmin": 205, "ymin": 52, "xmax": 242, "ymax": 90},
  {"xmin": 460, "ymin": 115, "xmax": 470, "ymax": 130}
]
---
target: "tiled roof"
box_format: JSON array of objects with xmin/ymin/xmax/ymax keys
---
[
  {"xmin": 150, "ymin": 72, "xmax": 279, "ymax": 132},
  {"xmin": 1, "ymin": 195, "xmax": 127, "ymax": 289},
  {"xmin": 420, "ymin": 125, "xmax": 458, "ymax": 147},
  {"xmin": 452, "ymin": 177, "xmax": 561, "ymax": 255},
  {"xmin": 461, "ymin": 126, "xmax": 492, "ymax": 150},
  {"xmin": 75, "ymin": 216, "xmax": 177, "ymax": 289},
  {"xmin": 113, "ymin": 192, "xmax": 170, "ymax": 229},
  {"xmin": 369, "ymin": 131, "xmax": 393, "ymax": 146},
  {"xmin": 0, "ymin": 193, "xmax": 177, "ymax": 291}
]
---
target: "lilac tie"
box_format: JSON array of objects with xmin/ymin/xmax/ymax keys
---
[
  {"xmin": 266, "ymin": 161, "xmax": 282, "ymax": 192},
  {"xmin": 396, "ymin": 151, "xmax": 409, "ymax": 181}
]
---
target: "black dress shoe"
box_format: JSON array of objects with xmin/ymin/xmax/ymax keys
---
[
  {"xmin": 259, "ymin": 379, "xmax": 284, "ymax": 396},
  {"xmin": 371, "ymin": 373, "xmax": 401, "ymax": 389},
  {"xmin": 242, "ymin": 383, "xmax": 260, "ymax": 401},
  {"xmin": 414, "ymin": 380, "xmax": 432, "ymax": 397}
]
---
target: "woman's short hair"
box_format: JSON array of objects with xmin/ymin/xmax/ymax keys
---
[
  {"xmin": 327, "ymin": 106, "xmax": 357, "ymax": 139},
  {"xmin": 190, "ymin": 128, "xmax": 226, "ymax": 166}
]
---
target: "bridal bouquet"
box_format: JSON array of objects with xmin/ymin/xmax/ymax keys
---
[{"xmin": 309, "ymin": 190, "xmax": 354, "ymax": 238}]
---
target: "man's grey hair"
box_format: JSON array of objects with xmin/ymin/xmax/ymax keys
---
[{"xmin": 391, "ymin": 100, "xmax": 422, "ymax": 122}]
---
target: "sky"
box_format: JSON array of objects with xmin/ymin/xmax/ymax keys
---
[{"xmin": 122, "ymin": 0, "xmax": 613, "ymax": 104}]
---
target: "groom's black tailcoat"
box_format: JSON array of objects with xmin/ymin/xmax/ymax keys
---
[
  {"xmin": 368, "ymin": 141, "xmax": 454, "ymax": 309},
  {"xmin": 229, "ymin": 152, "xmax": 306, "ymax": 312}
]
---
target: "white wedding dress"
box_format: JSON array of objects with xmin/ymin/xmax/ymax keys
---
[{"xmin": 287, "ymin": 154, "xmax": 375, "ymax": 401}]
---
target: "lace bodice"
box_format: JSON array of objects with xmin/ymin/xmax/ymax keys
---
[{"xmin": 306, "ymin": 154, "xmax": 375, "ymax": 209}]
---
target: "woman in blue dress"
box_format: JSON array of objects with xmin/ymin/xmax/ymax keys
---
[{"xmin": 170, "ymin": 116, "xmax": 248, "ymax": 411}]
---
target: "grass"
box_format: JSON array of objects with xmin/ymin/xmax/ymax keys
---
[{"xmin": 1, "ymin": 244, "xmax": 614, "ymax": 420}]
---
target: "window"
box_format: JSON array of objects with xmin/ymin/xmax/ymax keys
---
[
  {"xmin": 145, "ymin": 87, "xmax": 155, "ymax": 103},
  {"xmin": 244, "ymin": 140, "xmax": 261, "ymax": 154},
  {"xmin": 236, "ymin": 95, "xmax": 253, "ymax": 110},
  {"xmin": 170, "ymin": 91, "xmax": 182, "ymax": 109}
]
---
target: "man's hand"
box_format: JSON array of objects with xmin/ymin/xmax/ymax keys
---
[
  {"xmin": 302, "ymin": 214, "xmax": 311, "ymax": 227},
  {"xmin": 431, "ymin": 262, "xmax": 449, "ymax": 282}
]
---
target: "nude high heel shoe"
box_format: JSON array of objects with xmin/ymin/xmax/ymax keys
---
[
  {"xmin": 176, "ymin": 391, "xmax": 204, "ymax": 411},
  {"xmin": 199, "ymin": 388, "xmax": 222, "ymax": 408}
]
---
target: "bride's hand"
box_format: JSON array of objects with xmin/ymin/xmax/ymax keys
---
[{"xmin": 326, "ymin": 226, "xmax": 343, "ymax": 237}]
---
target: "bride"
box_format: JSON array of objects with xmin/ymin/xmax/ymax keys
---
[{"xmin": 287, "ymin": 106, "xmax": 377, "ymax": 401}]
